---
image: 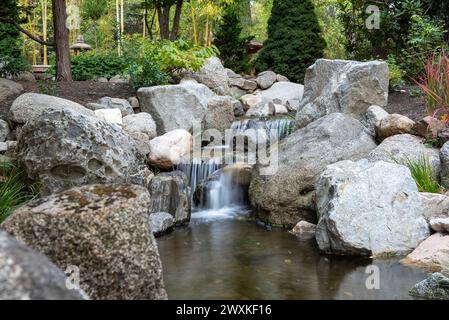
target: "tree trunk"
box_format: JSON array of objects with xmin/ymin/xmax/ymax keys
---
[
  {"xmin": 157, "ymin": 6, "xmax": 170, "ymax": 40},
  {"xmin": 52, "ymin": 0, "xmax": 72, "ymax": 81},
  {"xmin": 170, "ymin": 0, "xmax": 183, "ymax": 41}
]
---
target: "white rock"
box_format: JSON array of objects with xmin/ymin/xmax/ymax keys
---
[
  {"xmin": 94, "ymin": 108, "xmax": 123, "ymax": 126},
  {"xmin": 257, "ymin": 82, "xmax": 304, "ymax": 106},
  {"xmin": 122, "ymin": 113, "xmax": 157, "ymax": 139},
  {"xmin": 315, "ymin": 159, "xmax": 429, "ymax": 256},
  {"xmin": 274, "ymin": 104, "xmax": 288, "ymax": 115},
  {"xmin": 241, "ymin": 94, "xmax": 263, "ymax": 111},
  {"xmin": 148, "ymin": 129, "xmax": 192, "ymax": 170}
]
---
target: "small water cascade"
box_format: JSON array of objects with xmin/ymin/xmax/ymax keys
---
[
  {"xmin": 176, "ymin": 157, "xmax": 222, "ymax": 198},
  {"xmin": 230, "ymin": 118, "xmax": 295, "ymax": 141}
]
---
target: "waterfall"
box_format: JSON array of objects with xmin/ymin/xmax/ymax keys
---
[
  {"xmin": 176, "ymin": 157, "xmax": 222, "ymax": 200},
  {"xmin": 230, "ymin": 118, "xmax": 295, "ymax": 141}
]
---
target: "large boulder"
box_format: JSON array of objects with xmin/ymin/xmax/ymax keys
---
[
  {"xmin": 0, "ymin": 231, "xmax": 86, "ymax": 300},
  {"xmin": 8, "ymin": 93, "xmax": 94, "ymax": 125},
  {"xmin": 0, "ymin": 78, "xmax": 23, "ymax": 105},
  {"xmin": 256, "ymin": 71, "xmax": 277, "ymax": 89},
  {"xmin": 122, "ymin": 113, "xmax": 157, "ymax": 155},
  {"xmin": 367, "ymin": 134, "xmax": 441, "ymax": 177},
  {"xmin": 1, "ymin": 184, "xmax": 167, "ymax": 300},
  {"xmin": 295, "ymin": 59, "xmax": 389, "ymax": 129},
  {"xmin": 401, "ymin": 233, "xmax": 449, "ymax": 272},
  {"xmin": 410, "ymin": 273, "xmax": 449, "ymax": 300},
  {"xmin": 315, "ymin": 159, "xmax": 429, "ymax": 256},
  {"xmin": 257, "ymin": 82, "xmax": 304, "ymax": 106},
  {"xmin": 137, "ymin": 82, "xmax": 214, "ymax": 134},
  {"xmin": 17, "ymin": 109, "xmax": 149, "ymax": 195},
  {"xmin": 249, "ymin": 113, "xmax": 377, "ymax": 227},
  {"xmin": 182, "ymin": 57, "xmax": 230, "ymax": 95},
  {"xmin": 148, "ymin": 171, "xmax": 191, "ymax": 225},
  {"xmin": 96, "ymin": 96, "xmax": 134, "ymax": 116},
  {"xmin": 376, "ymin": 114, "xmax": 415, "ymax": 140},
  {"xmin": 94, "ymin": 108, "xmax": 123, "ymax": 126},
  {"xmin": 203, "ymin": 96, "xmax": 235, "ymax": 133},
  {"xmin": 148, "ymin": 129, "xmax": 192, "ymax": 170}
]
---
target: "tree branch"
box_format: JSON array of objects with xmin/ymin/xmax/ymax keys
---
[{"xmin": 0, "ymin": 17, "xmax": 54, "ymax": 47}]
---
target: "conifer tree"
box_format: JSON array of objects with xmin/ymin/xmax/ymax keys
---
[{"xmin": 255, "ymin": 0, "xmax": 326, "ymax": 82}]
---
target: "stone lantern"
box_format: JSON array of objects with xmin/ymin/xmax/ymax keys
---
[{"xmin": 70, "ymin": 35, "xmax": 92, "ymax": 56}]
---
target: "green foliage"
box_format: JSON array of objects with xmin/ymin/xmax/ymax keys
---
[
  {"xmin": 128, "ymin": 59, "xmax": 170, "ymax": 89},
  {"xmin": 0, "ymin": 161, "xmax": 39, "ymax": 224},
  {"xmin": 313, "ymin": 0, "xmax": 347, "ymax": 59},
  {"xmin": 0, "ymin": 0, "xmax": 30, "ymax": 77},
  {"xmin": 386, "ymin": 55, "xmax": 405, "ymax": 90},
  {"xmin": 399, "ymin": 154, "xmax": 442, "ymax": 193},
  {"xmin": 71, "ymin": 52, "xmax": 128, "ymax": 81},
  {"xmin": 214, "ymin": 6, "xmax": 252, "ymax": 73},
  {"xmin": 255, "ymin": 0, "xmax": 326, "ymax": 83},
  {"xmin": 123, "ymin": 35, "xmax": 219, "ymax": 73},
  {"xmin": 81, "ymin": 0, "xmax": 108, "ymax": 21}
]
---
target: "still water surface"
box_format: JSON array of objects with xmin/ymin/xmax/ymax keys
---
[{"xmin": 157, "ymin": 207, "xmax": 427, "ymax": 299}]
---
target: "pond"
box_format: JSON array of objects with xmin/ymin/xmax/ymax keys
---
[{"xmin": 157, "ymin": 207, "xmax": 428, "ymax": 300}]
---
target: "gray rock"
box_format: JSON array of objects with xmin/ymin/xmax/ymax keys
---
[
  {"xmin": 256, "ymin": 71, "xmax": 277, "ymax": 89},
  {"xmin": 148, "ymin": 129, "xmax": 192, "ymax": 170},
  {"xmin": 97, "ymin": 96, "xmax": 134, "ymax": 116},
  {"xmin": 245, "ymin": 102, "xmax": 275, "ymax": 117},
  {"xmin": 421, "ymin": 192, "xmax": 449, "ymax": 232},
  {"xmin": 0, "ymin": 142, "xmax": 6, "ymax": 153},
  {"xmin": 230, "ymin": 77, "xmax": 257, "ymax": 91},
  {"xmin": 150, "ymin": 212, "xmax": 174, "ymax": 236},
  {"xmin": 8, "ymin": 93, "xmax": 94, "ymax": 125},
  {"xmin": 96, "ymin": 77, "xmax": 108, "ymax": 83},
  {"xmin": 0, "ymin": 119, "xmax": 9, "ymax": 142},
  {"xmin": 230, "ymin": 86, "xmax": 247, "ymax": 99},
  {"xmin": 286, "ymin": 99, "xmax": 301, "ymax": 112},
  {"xmin": 361, "ymin": 105, "xmax": 389, "ymax": 137},
  {"xmin": 295, "ymin": 59, "xmax": 389, "ymax": 129},
  {"xmin": 439, "ymin": 141, "xmax": 449, "ymax": 188},
  {"xmin": 410, "ymin": 273, "xmax": 449, "ymax": 300},
  {"xmin": 137, "ymin": 82, "xmax": 214, "ymax": 135},
  {"xmin": 227, "ymin": 96, "xmax": 244, "ymax": 117},
  {"xmin": 1, "ymin": 184, "xmax": 167, "ymax": 300},
  {"xmin": 276, "ymin": 74, "xmax": 289, "ymax": 82},
  {"xmin": 241, "ymin": 94, "xmax": 263, "ymax": 111},
  {"xmin": 315, "ymin": 159, "xmax": 429, "ymax": 256},
  {"xmin": 17, "ymin": 109, "xmax": 150, "ymax": 195},
  {"xmin": 291, "ymin": 221, "xmax": 316, "ymax": 240},
  {"xmin": 12, "ymin": 71, "xmax": 36, "ymax": 82},
  {"xmin": 0, "ymin": 231, "xmax": 86, "ymax": 300},
  {"xmin": 249, "ymin": 113, "xmax": 377, "ymax": 227},
  {"xmin": 203, "ymin": 96, "xmax": 235, "ymax": 133},
  {"xmin": 122, "ymin": 113, "xmax": 157, "ymax": 155},
  {"xmin": 109, "ymin": 75, "xmax": 129, "ymax": 83},
  {"xmin": 0, "ymin": 78, "xmax": 23, "ymax": 105},
  {"xmin": 128, "ymin": 96, "xmax": 140, "ymax": 110},
  {"xmin": 257, "ymin": 82, "xmax": 304, "ymax": 106},
  {"xmin": 182, "ymin": 57, "xmax": 230, "ymax": 95},
  {"xmin": 368, "ymin": 134, "xmax": 440, "ymax": 177},
  {"xmin": 148, "ymin": 171, "xmax": 191, "ymax": 225},
  {"xmin": 122, "ymin": 112, "xmax": 157, "ymax": 139}
]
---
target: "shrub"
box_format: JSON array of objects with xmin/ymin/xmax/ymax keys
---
[
  {"xmin": 416, "ymin": 50, "xmax": 449, "ymax": 115},
  {"xmin": 399, "ymin": 154, "xmax": 442, "ymax": 193},
  {"xmin": 387, "ymin": 55, "xmax": 405, "ymax": 90},
  {"xmin": 123, "ymin": 35, "xmax": 219, "ymax": 74},
  {"xmin": 0, "ymin": 161, "xmax": 39, "ymax": 224},
  {"xmin": 71, "ymin": 51, "xmax": 128, "ymax": 81},
  {"xmin": 254, "ymin": 0, "xmax": 326, "ymax": 83},
  {"xmin": 214, "ymin": 6, "xmax": 253, "ymax": 73},
  {"xmin": 128, "ymin": 59, "xmax": 170, "ymax": 89}
]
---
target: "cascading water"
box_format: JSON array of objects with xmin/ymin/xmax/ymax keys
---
[
  {"xmin": 230, "ymin": 118, "xmax": 295, "ymax": 141},
  {"xmin": 176, "ymin": 157, "xmax": 222, "ymax": 199}
]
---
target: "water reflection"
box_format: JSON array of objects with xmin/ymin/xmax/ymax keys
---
[{"xmin": 157, "ymin": 214, "xmax": 428, "ymax": 300}]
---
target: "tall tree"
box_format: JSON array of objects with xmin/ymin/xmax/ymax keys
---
[
  {"xmin": 81, "ymin": 0, "xmax": 107, "ymax": 50},
  {"xmin": 52, "ymin": 0, "xmax": 72, "ymax": 81},
  {"xmin": 255, "ymin": 0, "xmax": 326, "ymax": 82},
  {"xmin": 153, "ymin": 0, "xmax": 184, "ymax": 40}
]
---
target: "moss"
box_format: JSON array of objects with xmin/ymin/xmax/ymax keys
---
[{"xmin": 92, "ymin": 185, "xmax": 137, "ymax": 199}]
